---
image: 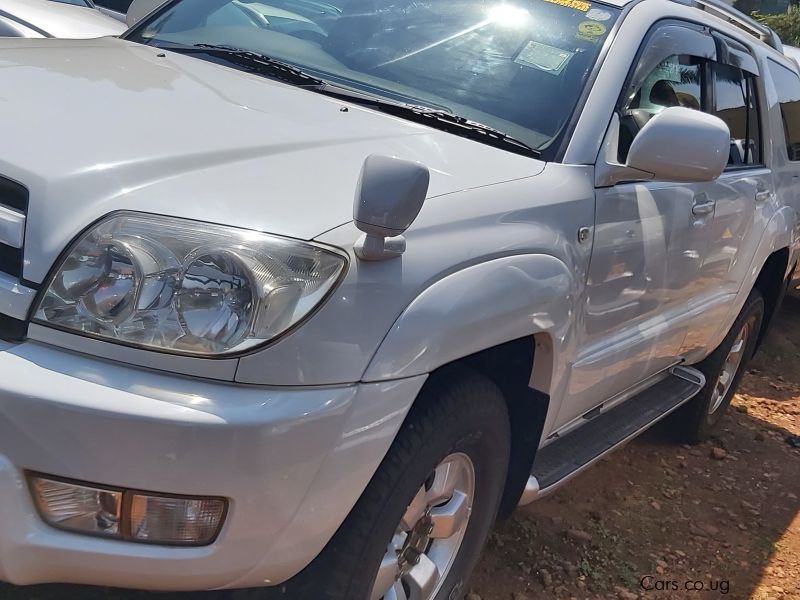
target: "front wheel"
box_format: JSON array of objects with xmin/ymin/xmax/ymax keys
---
[
  {"xmin": 369, "ymin": 451, "xmax": 477, "ymax": 600},
  {"xmin": 284, "ymin": 368, "xmax": 511, "ymax": 600},
  {"xmin": 679, "ymin": 289, "xmax": 764, "ymax": 442}
]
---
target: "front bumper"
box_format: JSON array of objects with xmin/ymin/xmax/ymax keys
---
[{"xmin": 0, "ymin": 339, "xmax": 425, "ymax": 590}]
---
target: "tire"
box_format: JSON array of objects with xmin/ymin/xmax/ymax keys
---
[
  {"xmin": 679, "ymin": 289, "xmax": 764, "ymax": 443},
  {"xmin": 274, "ymin": 367, "xmax": 510, "ymax": 600}
]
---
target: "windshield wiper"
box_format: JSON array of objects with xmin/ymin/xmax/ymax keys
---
[
  {"xmin": 169, "ymin": 43, "xmax": 325, "ymax": 88},
  {"xmin": 405, "ymin": 107, "xmax": 541, "ymax": 158},
  {"xmin": 317, "ymin": 85, "xmax": 541, "ymax": 158},
  {"xmin": 163, "ymin": 43, "xmax": 540, "ymax": 158}
]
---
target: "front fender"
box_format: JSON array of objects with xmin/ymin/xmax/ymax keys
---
[{"xmin": 362, "ymin": 254, "xmax": 576, "ymax": 382}]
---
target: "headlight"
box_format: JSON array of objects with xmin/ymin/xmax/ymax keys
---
[{"xmin": 34, "ymin": 213, "xmax": 346, "ymax": 356}]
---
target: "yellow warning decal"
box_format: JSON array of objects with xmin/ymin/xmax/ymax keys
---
[{"xmin": 543, "ymin": 0, "xmax": 591, "ymax": 12}]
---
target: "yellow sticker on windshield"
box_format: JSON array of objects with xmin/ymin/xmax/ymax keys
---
[
  {"xmin": 578, "ymin": 20, "xmax": 607, "ymax": 37},
  {"xmin": 543, "ymin": 0, "xmax": 591, "ymax": 12},
  {"xmin": 576, "ymin": 20, "xmax": 607, "ymax": 41}
]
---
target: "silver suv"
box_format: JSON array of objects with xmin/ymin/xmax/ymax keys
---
[{"xmin": 0, "ymin": 0, "xmax": 798, "ymax": 598}]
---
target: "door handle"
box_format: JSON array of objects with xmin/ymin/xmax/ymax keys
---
[
  {"xmin": 755, "ymin": 190, "xmax": 771, "ymax": 203},
  {"xmin": 692, "ymin": 195, "xmax": 716, "ymax": 216},
  {"xmin": 745, "ymin": 177, "xmax": 772, "ymax": 203}
]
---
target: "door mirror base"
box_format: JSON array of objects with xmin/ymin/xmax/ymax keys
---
[
  {"xmin": 595, "ymin": 114, "xmax": 656, "ymax": 187},
  {"xmin": 596, "ymin": 163, "xmax": 655, "ymax": 187},
  {"xmin": 354, "ymin": 233, "xmax": 407, "ymax": 261}
]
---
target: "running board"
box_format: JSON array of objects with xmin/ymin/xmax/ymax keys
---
[{"xmin": 518, "ymin": 366, "xmax": 705, "ymax": 506}]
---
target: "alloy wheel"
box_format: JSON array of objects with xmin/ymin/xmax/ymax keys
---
[
  {"xmin": 708, "ymin": 315, "xmax": 756, "ymax": 414},
  {"xmin": 369, "ymin": 453, "xmax": 476, "ymax": 600}
]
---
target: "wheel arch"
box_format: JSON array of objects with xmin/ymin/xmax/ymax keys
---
[
  {"xmin": 394, "ymin": 334, "xmax": 550, "ymax": 523},
  {"xmin": 361, "ymin": 253, "xmax": 576, "ymax": 384},
  {"xmin": 733, "ymin": 206, "xmax": 797, "ymax": 353},
  {"xmin": 361, "ymin": 253, "xmax": 575, "ymax": 516},
  {"xmin": 753, "ymin": 246, "xmax": 791, "ymax": 351},
  {"xmin": 452, "ymin": 335, "xmax": 551, "ymax": 518}
]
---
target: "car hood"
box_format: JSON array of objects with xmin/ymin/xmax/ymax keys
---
[{"xmin": 0, "ymin": 38, "xmax": 544, "ymax": 283}]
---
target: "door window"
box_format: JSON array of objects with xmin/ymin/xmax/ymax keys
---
[
  {"xmin": 616, "ymin": 23, "xmax": 763, "ymax": 169},
  {"xmin": 767, "ymin": 59, "xmax": 800, "ymax": 161},
  {"xmin": 629, "ymin": 55, "xmax": 705, "ymax": 111},
  {"xmin": 618, "ymin": 54, "xmax": 706, "ymax": 162},
  {"xmin": 712, "ymin": 63, "xmax": 761, "ymax": 166}
]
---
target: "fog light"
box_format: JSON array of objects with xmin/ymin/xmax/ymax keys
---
[
  {"xmin": 130, "ymin": 494, "xmax": 226, "ymax": 545},
  {"xmin": 28, "ymin": 473, "xmax": 227, "ymax": 546},
  {"xmin": 30, "ymin": 476, "xmax": 121, "ymax": 538}
]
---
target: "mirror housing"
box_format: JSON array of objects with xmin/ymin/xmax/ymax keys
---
[
  {"xmin": 353, "ymin": 155, "xmax": 429, "ymax": 261},
  {"xmin": 126, "ymin": 0, "xmax": 169, "ymax": 28},
  {"xmin": 626, "ymin": 107, "xmax": 730, "ymax": 183}
]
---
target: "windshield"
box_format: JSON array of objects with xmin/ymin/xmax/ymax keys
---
[{"xmin": 127, "ymin": 0, "xmax": 619, "ymax": 153}]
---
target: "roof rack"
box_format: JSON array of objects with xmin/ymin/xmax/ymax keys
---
[{"xmin": 679, "ymin": 0, "xmax": 784, "ymax": 52}]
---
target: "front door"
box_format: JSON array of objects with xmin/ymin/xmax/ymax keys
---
[{"xmin": 555, "ymin": 23, "xmax": 764, "ymax": 431}]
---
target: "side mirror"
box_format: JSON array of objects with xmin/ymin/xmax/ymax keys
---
[
  {"xmin": 627, "ymin": 106, "xmax": 730, "ymax": 183},
  {"xmin": 353, "ymin": 155, "xmax": 429, "ymax": 261},
  {"xmin": 126, "ymin": 0, "xmax": 169, "ymax": 28}
]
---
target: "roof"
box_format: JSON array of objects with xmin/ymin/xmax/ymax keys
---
[
  {"xmin": 597, "ymin": 0, "xmax": 784, "ymax": 53},
  {"xmin": 0, "ymin": 0, "xmax": 126, "ymax": 38}
]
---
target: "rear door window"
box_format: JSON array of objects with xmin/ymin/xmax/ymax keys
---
[{"xmin": 768, "ymin": 59, "xmax": 800, "ymax": 161}]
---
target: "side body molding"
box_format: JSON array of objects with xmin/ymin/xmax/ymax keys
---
[{"xmin": 362, "ymin": 254, "xmax": 576, "ymax": 383}]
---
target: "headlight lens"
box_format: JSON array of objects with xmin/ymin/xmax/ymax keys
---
[{"xmin": 34, "ymin": 213, "xmax": 346, "ymax": 356}]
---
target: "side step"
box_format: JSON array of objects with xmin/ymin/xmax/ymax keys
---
[{"xmin": 518, "ymin": 366, "xmax": 705, "ymax": 506}]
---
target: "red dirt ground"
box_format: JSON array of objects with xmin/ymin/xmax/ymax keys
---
[{"xmin": 468, "ymin": 298, "xmax": 800, "ymax": 600}]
